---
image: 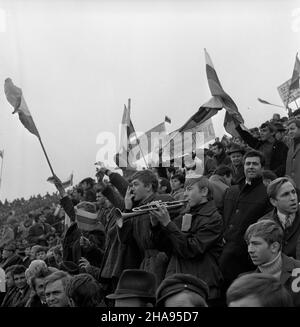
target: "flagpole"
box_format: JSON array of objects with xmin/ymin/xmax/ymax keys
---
[
  {"xmin": 128, "ymin": 98, "xmax": 148, "ymax": 168},
  {"xmin": 38, "ymin": 136, "xmax": 56, "ymax": 177},
  {"xmin": 0, "ymin": 152, "xmax": 4, "ymax": 191}
]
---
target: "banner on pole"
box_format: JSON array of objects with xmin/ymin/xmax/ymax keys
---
[{"xmin": 277, "ymin": 78, "xmax": 300, "ymax": 105}]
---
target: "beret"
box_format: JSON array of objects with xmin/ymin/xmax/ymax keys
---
[{"xmin": 156, "ymin": 273, "xmax": 209, "ymax": 306}]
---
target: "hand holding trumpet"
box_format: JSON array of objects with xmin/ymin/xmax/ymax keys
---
[{"xmin": 149, "ymin": 202, "xmax": 171, "ymax": 227}]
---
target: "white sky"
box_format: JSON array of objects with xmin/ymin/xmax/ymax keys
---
[{"xmin": 0, "ymin": 0, "xmax": 299, "ymax": 201}]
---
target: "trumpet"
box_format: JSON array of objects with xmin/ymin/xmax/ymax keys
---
[{"xmin": 115, "ymin": 200, "xmax": 188, "ymax": 228}]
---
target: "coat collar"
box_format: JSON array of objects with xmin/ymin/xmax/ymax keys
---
[{"xmin": 188, "ymin": 200, "xmax": 218, "ymax": 216}]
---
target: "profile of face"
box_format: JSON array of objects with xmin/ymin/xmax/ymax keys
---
[
  {"xmin": 270, "ymin": 181, "xmax": 298, "ymax": 215},
  {"xmin": 34, "ymin": 277, "xmax": 46, "ymax": 302},
  {"xmin": 211, "ymin": 145, "xmax": 222, "ymax": 156},
  {"xmin": 230, "ymin": 152, "xmax": 243, "ymax": 167},
  {"xmin": 259, "ymin": 127, "xmax": 273, "ymax": 141},
  {"xmin": 25, "ymin": 247, "xmax": 31, "ymax": 257},
  {"xmin": 184, "ymin": 184, "xmax": 207, "ymax": 207},
  {"xmin": 287, "ymin": 122, "xmax": 300, "ymax": 139},
  {"xmin": 45, "ymin": 279, "xmax": 69, "ymax": 307},
  {"xmin": 244, "ymin": 156, "xmax": 263, "ymax": 181},
  {"xmin": 14, "ymin": 272, "xmax": 27, "ymax": 289},
  {"xmin": 6, "ymin": 272, "xmax": 14, "ymax": 288},
  {"xmin": 131, "ymin": 179, "xmax": 152, "ymax": 202},
  {"xmin": 247, "ymin": 236, "xmax": 278, "ymax": 266},
  {"xmin": 114, "ymin": 297, "xmax": 152, "ymax": 307},
  {"xmin": 170, "ymin": 178, "xmax": 182, "ymax": 192},
  {"xmin": 228, "ymin": 295, "xmax": 262, "ymax": 307}
]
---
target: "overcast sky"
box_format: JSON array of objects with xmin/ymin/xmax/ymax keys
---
[{"xmin": 0, "ymin": 0, "xmax": 299, "ymax": 202}]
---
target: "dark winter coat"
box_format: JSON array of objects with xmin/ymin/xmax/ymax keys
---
[{"xmin": 151, "ymin": 200, "xmax": 223, "ymax": 300}]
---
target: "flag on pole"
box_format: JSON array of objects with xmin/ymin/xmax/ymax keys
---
[
  {"xmin": 47, "ymin": 173, "xmax": 73, "ymax": 189},
  {"xmin": 165, "ymin": 116, "xmax": 171, "ymax": 124},
  {"xmin": 179, "ymin": 96, "xmax": 222, "ymax": 132},
  {"xmin": 0, "ymin": 150, "xmax": 3, "ymax": 159},
  {"xmin": 204, "ymin": 49, "xmax": 244, "ymax": 137},
  {"xmin": 257, "ymin": 98, "xmax": 285, "ymax": 108},
  {"xmin": 4, "ymin": 78, "xmax": 40, "ymax": 137},
  {"xmin": 116, "ymin": 104, "xmax": 138, "ymax": 167},
  {"xmin": 289, "ymin": 53, "xmax": 300, "ymax": 91}
]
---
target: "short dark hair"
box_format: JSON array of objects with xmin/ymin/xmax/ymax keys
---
[
  {"xmin": 79, "ymin": 178, "xmax": 95, "ymax": 187},
  {"xmin": 11, "ymin": 265, "xmax": 26, "ymax": 278},
  {"xmin": 267, "ymin": 176, "xmax": 296, "ymax": 200},
  {"xmin": 262, "ymin": 170, "xmax": 277, "ymax": 182},
  {"xmin": 243, "ymin": 150, "xmax": 265, "ymax": 167},
  {"xmin": 244, "ymin": 220, "xmax": 283, "ymax": 248},
  {"xmin": 227, "ymin": 273, "xmax": 293, "ymax": 307},
  {"xmin": 171, "ymin": 173, "xmax": 185, "ymax": 185},
  {"xmin": 159, "ymin": 178, "xmax": 171, "ymax": 193},
  {"xmin": 212, "ymin": 142, "xmax": 225, "ymax": 151},
  {"xmin": 214, "ymin": 165, "xmax": 233, "ymax": 177},
  {"xmin": 130, "ymin": 170, "xmax": 159, "ymax": 193},
  {"xmin": 65, "ymin": 274, "xmax": 104, "ymax": 307},
  {"xmin": 260, "ymin": 122, "xmax": 275, "ymax": 133}
]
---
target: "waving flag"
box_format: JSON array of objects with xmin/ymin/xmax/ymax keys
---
[
  {"xmin": 290, "ymin": 53, "xmax": 300, "ymax": 91},
  {"xmin": 4, "ymin": 78, "xmax": 40, "ymax": 137},
  {"xmin": 204, "ymin": 49, "xmax": 244, "ymax": 137},
  {"xmin": 47, "ymin": 173, "xmax": 73, "ymax": 189}
]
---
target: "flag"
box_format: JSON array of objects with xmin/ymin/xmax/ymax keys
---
[
  {"xmin": 258, "ymin": 98, "xmax": 272, "ymax": 105},
  {"xmin": 4, "ymin": 78, "xmax": 40, "ymax": 137},
  {"xmin": 0, "ymin": 150, "xmax": 3, "ymax": 159},
  {"xmin": 165, "ymin": 115, "xmax": 171, "ymax": 124},
  {"xmin": 47, "ymin": 173, "xmax": 73, "ymax": 189},
  {"xmin": 131, "ymin": 121, "xmax": 167, "ymax": 162},
  {"xmin": 179, "ymin": 96, "xmax": 222, "ymax": 132},
  {"xmin": 289, "ymin": 53, "xmax": 300, "ymax": 91},
  {"xmin": 116, "ymin": 104, "xmax": 138, "ymax": 167},
  {"xmin": 204, "ymin": 49, "xmax": 244, "ymax": 137}
]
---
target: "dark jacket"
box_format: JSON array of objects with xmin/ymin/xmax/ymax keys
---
[
  {"xmin": 286, "ymin": 137, "xmax": 300, "ymax": 192},
  {"xmin": 117, "ymin": 192, "xmax": 175, "ymax": 287},
  {"xmin": 151, "ymin": 200, "xmax": 223, "ymax": 300},
  {"xmin": 1, "ymin": 285, "xmax": 31, "ymax": 307},
  {"xmin": 259, "ymin": 209, "xmax": 300, "ymax": 259},
  {"xmin": 220, "ymin": 177, "xmax": 272, "ymax": 286},
  {"xmin": 27, "ymin": 222, "xmax": 52, "ymax": 245},
  {"xmin": 236, "ymin": 125, "xmax": 288, "ymax": 177},
  {"xmin": 229, "ymin": 163, "xmax": 245, "ymax": 186}
]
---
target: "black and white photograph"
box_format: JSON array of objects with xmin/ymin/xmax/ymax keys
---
[{"xmin": 0, "ymin": 0, "xmax": 300, "ymax": 316}]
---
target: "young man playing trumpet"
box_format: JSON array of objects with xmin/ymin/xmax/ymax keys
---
[
  {"xmin": 149, "ymin": 175, "xmax": 224, "ymax": 306},
  {"xmin": 117, "ymin": 170, "xmax": 175, "ymax": 287}
]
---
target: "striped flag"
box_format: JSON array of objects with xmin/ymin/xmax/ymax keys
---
[
  {"xmin": 204, "ymin": 49, "xmax": 244, "ymax": 137},
  {"xmin": 289, "ymin": 53, "xmax": 300, "ymax": 91},
  {"xmin": 4, "ymin": 78, "xmax": 40, "ymax": 137}
]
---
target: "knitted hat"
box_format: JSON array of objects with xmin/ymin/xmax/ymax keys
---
[{"xmin": 156, "ymin": 273, "xmax": 209, "ymax": 306}]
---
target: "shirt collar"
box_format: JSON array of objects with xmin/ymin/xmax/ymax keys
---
[{"xmin": 277, "ymin": 210, "xmax": 296, "ymax": 228}]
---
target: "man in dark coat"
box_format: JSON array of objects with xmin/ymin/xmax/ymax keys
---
[
  {"xmin": 259, "ymin": 176, "xmax": 300, "ymax": 259},
  {"xmin": 150, "ymin": 176, "xmax": 223, "ymax": 305},
  {"xmin": 27, "ymin": 214, "xmax": 53, "ymax": 246},
  {"xmin": 235, "ymin": 121, "xmax": 288, "ymax": 177},
  {"xmin": 245, "ymin": 219, "xmax": 300, "ymax": 306},
  {"xmin": 117, "ymin": 170, "xmax": 175, "ymax": 287},
  {"xmin": 220, "ymin": 150, "xmax": 272, "ymax": 293}
]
